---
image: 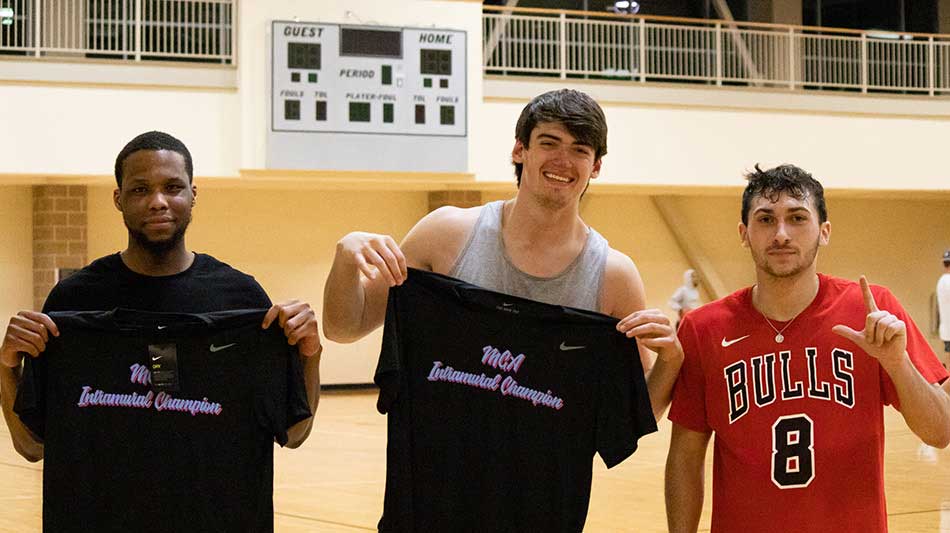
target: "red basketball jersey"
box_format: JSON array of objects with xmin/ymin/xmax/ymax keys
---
[{"xmin": 669, "ymin": 274, "xmax": 948, "ymax": 533}]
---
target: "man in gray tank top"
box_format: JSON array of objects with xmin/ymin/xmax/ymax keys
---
[{"xmin": 323, "ymin": 89, "xmax": 683, "ymax": 421}]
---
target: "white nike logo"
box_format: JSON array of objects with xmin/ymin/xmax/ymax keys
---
[
  {"xmin": 559, "ymin": 342, "xmax": 586, "ymax": 351},
  {"xmin": 157, "ymin": 325, "xmax": 167, "ymax": 330},
  {"xmin": 721, "ymin": 335, "xmax": 751, "ymax": 348},
  {"xmin": 209, "ymin": 343, "xmax": 237, "ymax": 353},
  {"xmin": 150, "ymin": 355, "xmax": 162, "ymax": 362}
]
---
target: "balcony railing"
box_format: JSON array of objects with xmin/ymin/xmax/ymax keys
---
[
  {"xmin": 0, "ymin": 0, "xmax": 235, "ymax": 64},
  {"xmin": 483, "ymin": 6, "xmax": 950, "ymax": 95}
]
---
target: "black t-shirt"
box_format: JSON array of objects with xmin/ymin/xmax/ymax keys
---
[
  {"xmin": 14, "ymin": 309, "xmax": 311, "ymax": 533},
  {"xmin": 374, "ymin": 268, "xmax": 657, "ymax": 533},
  {"xmin": 43, "ymin": 252, "xmax": 272, "ymax": 313}
]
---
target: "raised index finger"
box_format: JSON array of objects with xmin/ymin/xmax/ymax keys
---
[{"xmin": 859, "ymin": 275, "xmax": 879, "ymax": 313}]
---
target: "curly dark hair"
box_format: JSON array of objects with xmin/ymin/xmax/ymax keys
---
[{"xmin": 742, "ymin": 164, "xmax": 827, "ymax": 224}]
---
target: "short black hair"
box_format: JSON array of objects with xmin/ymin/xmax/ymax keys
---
[
  {"xmin": 513, "ymin": 89, "xmax": 608, "ymax": 185},
  {"xmin": 741, "ymin": 164, "xmax": 827, "ymax": 225},
  {"xmin": 114, "ymin": 131, "xmax": 193, "ymax": 187}
]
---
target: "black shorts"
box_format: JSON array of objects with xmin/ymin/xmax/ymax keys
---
[{"xmin": 944, "ymin": 341, "xmax": 950, "ymax": 353}]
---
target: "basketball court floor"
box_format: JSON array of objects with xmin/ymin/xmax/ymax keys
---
[{"xmin": 1, "ymin": 388, "xmax": 948, "ymax": 532}]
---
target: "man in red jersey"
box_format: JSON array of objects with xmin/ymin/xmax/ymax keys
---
[{"xmin": 665, "ymin": 164, "xmax": 950, "ymax": 533}]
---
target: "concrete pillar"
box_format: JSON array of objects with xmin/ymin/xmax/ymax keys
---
[
  {"xmin": 940, "ymin": 0, "xmax": 950, "ymax": 34},
  {"xmin": 771, "ymin": 0, "xmax": 802, "ymax": 26},
  {"xmin": 747, "ymin": 0, "xmax": 802, "ymax": 26},
  {"xmin": 33, "ymin": 185, "xmax": 86, "ymax": 309}
]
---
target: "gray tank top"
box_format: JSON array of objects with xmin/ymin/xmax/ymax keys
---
[{"xmin": 448, "ymin": 200, "xmax": 609, "ymax": 312}]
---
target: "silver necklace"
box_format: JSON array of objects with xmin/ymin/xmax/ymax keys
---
[
  {"xmin": 753, "ymin": 281, "xmax": 817, "ymax": 343},
  {"xmin": 762, "ymin": 315, "xmax": 797, "ymax": 343}
]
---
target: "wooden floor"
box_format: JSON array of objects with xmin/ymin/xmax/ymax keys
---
[{"xmin": 2, "ymin": 390, "xmax": 950, "ymax": 532}]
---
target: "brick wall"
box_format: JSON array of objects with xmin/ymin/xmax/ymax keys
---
[
  {"xmin": 32, "ymin": 186, "xmax": 87, "ymax": 310},
  {"xmin": 428, "ymin": 190, "xmax": 482, "ymax": 212}
]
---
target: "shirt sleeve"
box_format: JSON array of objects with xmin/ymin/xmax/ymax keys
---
[
  {"xmin": 245, "ymin": 279, "xmax": 273, "ymax": 309},
  {"xmin": 668, "ymin": 314, "xmax": 712, "ymax": 433},
  {"xmin": 13, "ymin": 345, "xmax": 49, "ymax": 439},
  {"xmin": 876, "ymin": 286, "xmax": 949, "ymax": 407},
  {"xmin": 374, "ymin": 286, "xmax": 402, "ymax": 415},
  {"xmin": 596, "ymin": 331, "xmax": 658, "ymax": 468},
  {"xmin": 258, "ymin": 325, "xmax": 311, "ymax": 446},
  {"xmin": 284, "ymin": 344, "xmax": 312, "ymax": 432},
  {"xmin": 41, "ymin": 280, "xmax": 74, "ymax": 313}
]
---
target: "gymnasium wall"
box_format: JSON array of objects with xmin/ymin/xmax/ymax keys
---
[
  {"xmin": 6, "ymin": 74, "xmax": 948, "ymax": 191},
  {"xmin": 488, "ymin": 191, "xmax": 950, "ymax": 361},
  {"xmin": 2, "ymin": 0, "xmax": 949, "ymax": 383},
  {"xmin": 4, "ymin": 0, "xmax": 948, "ymax": 191},
  {"xmin": 0, "ymin": 86, "xmax": 240, "ymax": 177},
  {"xmin": 6, "ymin": 73, "xmax": 949, "ymax": 190},
  {"xmin": 0, "ymin": 1, "xmax": 482, "ymax": 177},
  {"xmin": 78, "ymin": 185, "xmax": 950, "ymax": 383},
  {"xmin": 630, "ymin": 194, "xmax": 950, "ymax": 358},
  {"xmin": 477, "ymin": 79, "xmax": 950, "ymax": 189},
  {"xmin": 0, "ymin": 187, "xmax": 34, "ymax": 321},
  {"xmin": 85, "ymin": 185, "xmax": 427, "ymax": 384}
]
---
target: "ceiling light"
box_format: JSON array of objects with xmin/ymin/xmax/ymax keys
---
[{"xmin": 611, "ymin": 1, "xmax": 639, "ymax": 14}]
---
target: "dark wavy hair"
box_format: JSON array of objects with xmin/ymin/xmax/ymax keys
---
[
  {"xmin": 742, "ymin": 164, "xmax": 827, "ymax": 224},
  {"xmin": 513, "ymin": 89, "xmax": 607, "ymax": 185}
]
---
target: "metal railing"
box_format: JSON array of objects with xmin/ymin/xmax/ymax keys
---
[
  {"xmin": 0, "ymin": 0, "xmax": 235, "ymax": 64},
  {"xmin": 483, "ymin": 6, "xmax": 950, "ymax": 95}
]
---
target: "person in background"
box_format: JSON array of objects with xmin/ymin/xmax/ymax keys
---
[
  {"xmin": 669, "ymin": 269, "xmax": 701, "ymax": 329},
  {"xmin": 936, "ymin": 249, "xmax": 950, "ymax": 369}
]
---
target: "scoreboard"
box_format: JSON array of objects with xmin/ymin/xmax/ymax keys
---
[{"xmin": 267, "ymin": 21, "xmax": 468, "ymax": 172}]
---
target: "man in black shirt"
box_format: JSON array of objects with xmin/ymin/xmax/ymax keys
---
[
  {"xmin": 0, "ymin": 130, "xmax": 321, "ymax": 461},
  {"xmin": 15, "ymin": 308, "xmax": 312, "ymax": 532}
]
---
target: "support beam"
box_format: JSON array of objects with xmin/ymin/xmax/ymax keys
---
[
  {"xmin": 747, "ymin": 0, "xmax": 802, "ymax": 25},
  {"xmin": 940, "ymin": 0, "xmax": 950, "ymax": 35},
  {"xmin": 651, "ymin": 195, "xmax": 727, "ymax": 301},
  {"xmin": 711, "ymin": 0, "xmax": 762, "ymax": 85},
  {"xmin": 771, "ymin": 0, "xmax": 802, "ymax": 26},
  {"xmin": 482, "ymin": 0, "xmax": 520, "ymax": 65}
]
